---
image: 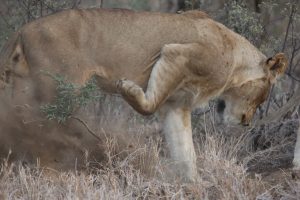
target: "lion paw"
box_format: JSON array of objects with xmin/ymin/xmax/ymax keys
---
[{"xmin": 116, "ymin": 79, "xmax": 144, "ymax": 100}]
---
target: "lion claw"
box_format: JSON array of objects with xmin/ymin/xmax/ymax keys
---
[{"xmin": 116, "ymin": 78, "xmax": 127, "ymax": 90}]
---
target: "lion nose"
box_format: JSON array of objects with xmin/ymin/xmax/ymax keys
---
[
  {"xmin": 242, "ymin": 122, "xmax": 250, "ymax": 126},
  {"xmin": 216, "ymin": 99, "xmax": 226, "ymax": 114},
  {"xmin": 241, "ymin": 114, "xmax": 250, "ymax": 126}
]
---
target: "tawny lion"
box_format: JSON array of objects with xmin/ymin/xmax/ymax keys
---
[{"xmin": 0, "ymin": 9, "xmax": 288, "ymax": 181}]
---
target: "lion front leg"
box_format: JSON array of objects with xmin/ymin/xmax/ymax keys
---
[
  {"xmin": 116, "ymin": 78, "xmax": 152, "ymax": 115},
  {"xmin": 162, "ymin": 105, "xmax": 197, "ymax": 182},
  {"xmin": 116, "ymin": 44, "xmax": 191, "ymax": 115}
]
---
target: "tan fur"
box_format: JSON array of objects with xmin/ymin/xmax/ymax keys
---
[{"xmin": 0, "ymin": 8, "xmax": 287, "ymax": 181}]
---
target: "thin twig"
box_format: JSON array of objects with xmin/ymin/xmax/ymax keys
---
[
  {"xmin": 286, "ymin": 73, "xmax": 300, "ymax": 82},
  {"xmin": 17, "ymin": 0, "xmax": 35, "ymax": 22},
  {"xmin": 281, "ymin": 4, "xmax": 295, "ymax": 52},
  {"xmin": 258, "ymin": 88, "xmax": 300, "ymax": 126},
  {"xmin": 291, "ymin": 43, "xmax": 300, "ymax": 73},
  {"xmin": 0, "ymin": 15, "xmax": 14, "ymax": 31},
  {"xmin": 265, "ymin": 85, "xmax": 274, "ymax": 116},
  {"xmin": 40, "ymin": 0, "xmax": 43, "ymax": 17},
  {"xmin": 71, "ymin": 116, "xmax": 102, "ymax": 142},
  {"xmin": 72, "ymin": 0, "xmax": 82, "ymax": 9},
  {"xmin": 288, "ymin": 22, "xmax": 296, "ymax": 73}
]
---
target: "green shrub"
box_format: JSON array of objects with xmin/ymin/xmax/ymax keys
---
[{"xmin": 40, "ymin": 72, "xmax": 101, "ymax": 123}]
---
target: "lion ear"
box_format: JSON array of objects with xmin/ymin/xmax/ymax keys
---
[{"xmin": 266, "ymin": 53, "xmax": 288, "ymax": 77}]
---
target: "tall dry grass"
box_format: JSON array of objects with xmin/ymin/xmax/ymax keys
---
[
  {"xmin": 0, "ymin": 97, "xmax": 299, "ymax": 199},
  {"xmin": 1, "ymin": 130, "xmax": 299, "ymax": 199}
]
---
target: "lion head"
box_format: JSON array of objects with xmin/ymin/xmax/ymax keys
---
[{"xmin": 217, "ymin": 53, "xmax": 288, "ymax": 126}]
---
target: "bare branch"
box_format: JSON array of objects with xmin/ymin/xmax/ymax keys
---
[
  {"xmin": 286, "ymin": 73, "xmax": 300, "ymax": 82},
  {"xmin": 72, "ymin": 0, "xmax": 82, "ymax": 9},
  {"xmin": 265, "ymin": 85, "xmax": 274, "ymax": 116},
  {"xmin": 266, "ymin": 4, "xmax": 297, "ymax": 116},
  {"xmin": 0, "ymin": 14, "xmax": 15, "ymax": 31},
  {"xmin": 282, "ymin": 4, "xmax": 296, "ymax": 52},
  {"xmin": 71, "ymin": 116, "xmax": 102, "ymax": 143},
  {"xmin": 258, "ymin": 88, "xmax": 300, "ymax": 126}
]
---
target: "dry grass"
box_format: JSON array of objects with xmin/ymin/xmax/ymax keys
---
[
  {"xmin": 1, "ymin": 130, "xmax": 299, "ymax": 200},
  {"xmin": 0, "ymin": 97, "xmax": 299, "ymax": 199}
]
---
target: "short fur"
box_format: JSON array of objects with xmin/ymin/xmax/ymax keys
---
[{"xmin": 0, "ymin": 9, "xmax": 287, "ymax": 181}]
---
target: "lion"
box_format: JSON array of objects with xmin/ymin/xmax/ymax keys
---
[{"xmin": 0, "ymin": 8, "xmax": 287, "ymax": 182}]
